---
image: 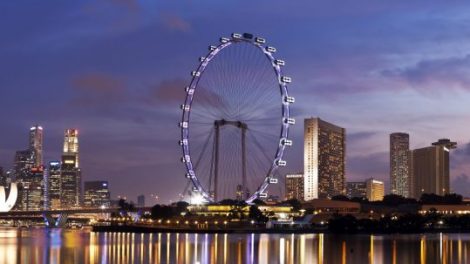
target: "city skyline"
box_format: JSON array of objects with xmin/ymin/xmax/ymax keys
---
[{"xmin": 2, "ymin": 2, "xmax": 470, "ymax": 202}]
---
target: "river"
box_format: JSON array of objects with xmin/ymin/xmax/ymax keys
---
[{"xmin": 0, "ymin": 227, "xmax": 469, "ymax": 263}]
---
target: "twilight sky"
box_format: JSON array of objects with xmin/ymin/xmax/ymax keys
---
[{"xmin": 1, "ymin": 1, "xmax": 470, "ymax": 203}]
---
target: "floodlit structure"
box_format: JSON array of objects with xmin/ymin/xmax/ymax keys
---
[
  {"xmin": 390, "ymin": 133, "xmax": 411, "ymax": 197},
  {"xmin": 61, "ymin": 129, "xmax": 82, "ymax": 208},
  {"xmin": 29, "ymin": 125, "xmax": 43, "ymax": 167},
  {"xmin": 304, "ymin": 118, "xmax": 346, "ymax": 200},
  {"xmin": 179, "ymin": 33, "xmax": 294, "ymax": 203},
  {"xmin": 285, "ymin": 174, "xmax": 304, "ymax": 201},
  {"xmin": 366, "ymin": 178, "xmax": 385, "ymax": 202},
  {"xmin": 412, "ymin": 139, "xmax": 456, "ymax": 198},
  {"xmin": 0, "ymin": 183, "xmax": 18, "ymax": 212}
]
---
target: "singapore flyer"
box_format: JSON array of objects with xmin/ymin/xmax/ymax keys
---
[{"xmin": 180, "ymin": 33, "xmax": 294, "ymax": 203}]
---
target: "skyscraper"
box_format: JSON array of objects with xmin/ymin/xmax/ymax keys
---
[
  {"xmin": 346, "ymin": 181, "xmax": 367, "ymax": 199},
  {"xmin": 84, "ymin": 181, "xmax": 110, "ymax": 208},
  {"xmin": 61, "ymin": 129, "xmax": 82, "ymax": 208},
  {"xmin": 285, "ymin": 173, "xmax": 304, "ymax": 201},
  {"xmin": 47, "ymin": 161, "xmax": 61, "ymax": 210},
  {"xmin": 366, "ymin": 178, "xmax": 385, "ymax": 201},
  {"xmin": 29, "ymin": 125, "xmax": 43, "ymax": 167},
  {"xmin": 390, "ymin": 133, "xmax": 411, "ymax": 197},
  {"xmin": 17, "ymin": 166, "xmax": 44, "ymax": 211},
  {"xmin": 304, "ymin": 117, "xmax": 346, "ymax": 200},
  {"xmin": 137, "ymin": 195, "xmax": 145, "ymax": 207},
  {"xmin": 412, "ymin": 139, "xmax": 456, "ymax": 198}
]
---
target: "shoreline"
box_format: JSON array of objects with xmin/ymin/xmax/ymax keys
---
[{"xmin": 91, "ymin": 224, "xmax": 470, "ymax": 235}]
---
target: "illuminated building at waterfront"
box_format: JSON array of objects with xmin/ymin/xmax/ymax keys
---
[
  {"xmin": 61, "ymin": 129, "xmax": 82, "ymax": 208},
  {"xmin": 390, "ymin": 132, "xmax": 411, "ymax": 198},
  {"xmin": 411, "ymin": 139, "xmax": 456, "ymax": 198},
  {"xmin": 285, "ymin": 173, "xmax": 304, "ymax": 201},
  {"xmin": 304, "ymin": 118, "xmax": 346, "ymax": 200},
  {"xmin": 47, "ymin": 161, "xmax": 61, "ymax": 209},
  {"xmin": 84, "ymin": 181, "xmax": 110, "ymax": 208},
  {"xmin": 366, "ymin": 178, "xmax": 384, "ymax": 201},
  {"xmin": 29, "ymin": 125, "xmax": 43, "ymax": 167},
  {"xmin": 346, "ymin": 181, "xmax": 366, "ymax": 199}
]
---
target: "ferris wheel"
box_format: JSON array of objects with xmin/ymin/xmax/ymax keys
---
[{"xmin": 179, "ymin": 33, "xmax": 294, "ymax": 203}]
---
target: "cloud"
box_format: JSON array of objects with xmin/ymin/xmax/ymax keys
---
[
  {"xmin": 347, "ymin": 151, "xmax": 389, "ymax": 181},
  {"xmin": 161, "ymin": 13, "xmax": 191, "ymax": 32},
  {"xmin": 347, "ymin": 131, "xmax": 378, "ymax": 142},
  {"xmin": 383, "ymin": 54, "xmax": 470, "ymax": 90},
  {"xmin": 71, "ymin": 73, "xmax": 128, "ymax": 106},
  {"xmin": 451, "ymin": 174, "xmax": 470, "ymax": 197},
  {"xmin": 148, "ymin": 78, "xmax": 187, "ymax": 104}
]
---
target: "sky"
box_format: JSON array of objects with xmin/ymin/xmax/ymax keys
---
[{"xmin": 1, "ymin": 0, "xmax": 470, "ymax": 203}]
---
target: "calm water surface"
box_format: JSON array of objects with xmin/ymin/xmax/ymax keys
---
[{"xmin": 1, "ymin": 227, "xmax": 470, "ymax": 263}]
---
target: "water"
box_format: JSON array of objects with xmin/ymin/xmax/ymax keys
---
[{"xmin": 1, "ymin": 228, "xmax": 470, "ymax": 263}]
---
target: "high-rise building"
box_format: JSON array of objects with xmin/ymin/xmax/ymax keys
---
[
  {"xmin": 18, "ymin": 166, "xmax": 44, "ymax": 211},
  {"xmin": 366, "ymin": 178, "xmax": 385, "ymax": 201},
  {"xmin": 29, "ymin": 125, "xmax": 43, "ymax": 167},
  {"xmin": 304, "ymin": 118, "xmax": 346, "ymax": 200},
  {"xmin": 84, "ymin": 181, "xmax": 110, "ymax": 208},
  {"xmin": 61, "ymin": 129, "xmax": 82, "ymax": 208},
  {"xmin": 14, "ymin": 150, "xmax": 34, "ymax": 181},
  {"xmin": 412, "ymin": 139, "xmax": 456, "ymax": 198},
  {"xmin": 285, "ymin": 173, "xmax": 304, "ymax": 201},
  {"xmin": 47, "ymin": 161, "xmax": 61, "ymax": 210},
  {"xmin": 390, "ymin": 133, "xmax": 411, "ymax": 198},
  {"xmin": 137, "ymin": 195, "xmax": 145, "ymax": 207},
  {"xmin": 346, "ymin": 181, "xmax": 367, "ymax": 199}
]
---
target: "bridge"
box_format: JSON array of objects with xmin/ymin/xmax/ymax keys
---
[{"xmin": 0, "ymin": 207, "xmax": 152, "ymax": 227}]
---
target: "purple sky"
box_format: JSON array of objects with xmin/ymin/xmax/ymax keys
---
[{"xmin": 1, "ymin": 1, "xmax": 470, "ymax": 203}]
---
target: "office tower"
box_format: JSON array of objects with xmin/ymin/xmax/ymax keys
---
[
  {"xmin": 390, "ymin": 133, "xmax": 411, "ymax": 198},
  {"xmin": 346, "ymin": 181, "xmax": 367, "ymax": 199},
  {"xmin": 61, "ymin": 129, "xmax": 82, "ymax": 208},
  {"xmin": 366, "ymin": 178, "xmax": 385, "ymax": 201},
  {"xmin": 304, "ymin": 117, "xmax": 346, "ymax": 200},
  {"xmin": 285, "ymin": 173, "xmax": 304, "ymax": 201},
  {"xmin": 137, "ymin": 195, "xmax": 145, "ymax": 207},
  {"xmin": 14, "ymin": 150, "xmax": 34, "ymax": 181},
  {"xmin": 47, "ymin": 161, "xmax": 61, "ymax": 210},
  {"xmin": 17, "ymin": 166, "xmax": 44, "ymax": 211},
  {"xmin": 412, "ymin": 139, "xmax": 456, "ymax": 198},
  {"xmin": 29, "ymin": 125, "xmax": 43, "ymax": 167},
  {"xmin": 84, "ymin": 181, "xmax": 110, "ymax": 208}
]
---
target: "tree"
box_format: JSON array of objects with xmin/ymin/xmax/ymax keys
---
[
  {"xmin": 382, "ymin": 194, "xmax": 408, "ymax": 206},
  {"xmin": 118, "ymin": 198, "xmax": 135, "ymax": 212},
  {"xmin": 151, "ymin": 205, "xmax": 174, "ymax": 219},
  {"xmin": 249, "ymin": 205, "xmax": 268, "ymax": 223},
  {"xmin": 283, "ymin": 199, "xmax": 302, "ymax": 211},
  {"xmin": 331, "ymin": 195, "xmax": 350, "ymax": 202},
  {"xmin": 420, "ymin": 193, "xmax": 462, "ymax": 204}
]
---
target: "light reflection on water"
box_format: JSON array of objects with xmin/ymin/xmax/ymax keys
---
[{"xmin": 1, "ymin": 228, "xmax": 470, "ymax": 263}]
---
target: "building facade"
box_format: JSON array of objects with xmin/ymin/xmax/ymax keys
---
[
  {"xmin": 346, "ymin": 181, "xmax": 367, "ymax": 199},
  {"xmin": 47, "ymin": 161, "xmax": 61, "ymax": 210},
  {"xmin": 84, "ymin": 181, "xmax": 110, "ymax": 208},
  {"xmin": 29, "ymin": 125, "xmax": 43, "ymax": 167},
  {"xmin": 366, "ymin": 178, "xmax": 385, "ymax": 201},
  {"xmin": 61, "ymin": 129, "xmax": 82, "ymax": 208},
  {"xmin": 137, "ymin": 195, "xmax": 145, "ymax": 207},
  {"xmin": 285, "ymin": 174, "xmax": 304, "ymax": 201},
  {"xmin": 390, "ymin": 133, "xmax": 411, "ymax": 198},
  {"xmin": 18, "ymin": 166, "xmax": 44, "ymax": 211},
  {"xmin": 304, "ymin": 118, "xmax": 346, "ymax": 200},
  {"xmin": 412, "ymin": 139, "xmax": 456, "ymax": 199}
]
